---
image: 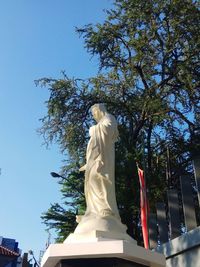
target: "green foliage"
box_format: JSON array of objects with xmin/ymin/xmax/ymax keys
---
[
  {"xmin": 41, "ymin": 203, "xmax": 77, "ymax": 243},
  {"xmin": 38, "ymin": 0, "xmax": 200, "ymax": 242}
]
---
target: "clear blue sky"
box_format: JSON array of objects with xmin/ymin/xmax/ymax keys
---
[{"xmin": 0, "ymin": 0, "xmax": 112, "ymax": 260}]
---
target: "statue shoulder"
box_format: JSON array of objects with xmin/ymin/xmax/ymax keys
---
[
  {"xmin": 105, "ymin": 113, "xmax": 117, "ymax": 124},
  {"xmin": 100, "ymin": 113, "xmax": 118, "ymax": 129}
]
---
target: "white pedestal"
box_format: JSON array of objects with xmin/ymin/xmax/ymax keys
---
[
  {"xmin": 64, "ymin": 230, "xmax": 136, "ymax": 243},
  {"xmin": 41, "ymin": 239, "xmax": 165, "ymax": 267}
]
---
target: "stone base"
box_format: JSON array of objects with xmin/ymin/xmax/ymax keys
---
[
  {"xmin": 64, "ymin": 230, "xmax": 136, "ymax": 243},
  {"xmin": 41, "ymin": 240, "xmax": 165, "ymax": 267},
  {"xmin": 73, "ymin": 212, "xmax": 128, "ymax": 233}
]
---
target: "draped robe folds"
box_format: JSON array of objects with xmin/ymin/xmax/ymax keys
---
[
  {"xmin": 84, "ymin": 113, "xmax": 120, "ymax": 219},
  {"xmin": 73, "ymin": 112, "xmax": 129, "ymax": 236}
]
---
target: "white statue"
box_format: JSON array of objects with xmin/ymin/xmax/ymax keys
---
[
  {"xmin": 79, "ymin": 103, "xmax": 120, "ymax": 218},
  {"xmin": 65, "ymin": 103, "xmax": 134, "ymax": 242}
]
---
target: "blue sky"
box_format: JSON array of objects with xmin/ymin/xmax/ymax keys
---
[{"xmin": 0, "ymin": 0, "xmax": 112, "ymax": 260}]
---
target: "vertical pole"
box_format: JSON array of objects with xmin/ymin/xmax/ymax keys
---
[
  {"xmin": 156, "ymin": 202, "xmax": 168, "ymax": 244},
  {"xmin": 180, "ymin": 175, "xmax": 197, "ymax": 231},
  {"xmin": 167, "ymin": 189, "xmax": 181, "ymax": 239},
  {"xmin": 193, "ymin": 157, "xmax": 200, "ymax": 208},
  {"xmin": 148, "ymin": 213, "xmax": 158, "ymax": 249}
]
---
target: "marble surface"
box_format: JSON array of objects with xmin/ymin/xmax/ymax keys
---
[
  {"xmin": 41, "ymin": 239, "xmax": 166, "ymax": 267},
  {"xmin": 69, "ymin": 103, "xmax": 133, "ymax": 242}
]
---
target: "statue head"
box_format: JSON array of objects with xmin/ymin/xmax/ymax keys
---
[{"xmin": 91, "ymin": 103, "xmax": 107, "ymax": 122}]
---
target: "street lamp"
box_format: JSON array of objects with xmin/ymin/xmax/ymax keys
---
[
  {"xmin": 50, "ymin": 172, "xmax": 67, "ymax": 180},
  {"xmin": 28, "ymin": 250, "xmax": 39, "ymax": 267}
]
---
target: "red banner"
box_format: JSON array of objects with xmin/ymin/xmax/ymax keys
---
[{"xmin": 137, "ymin": 165, "xmax": 149, "ymax": 249}]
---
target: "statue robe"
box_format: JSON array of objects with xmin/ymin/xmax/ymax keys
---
[
  {"xmin": 84, "ymin": 113, "xmax": 120, "ymax": 219},
  {"xmin": 67, "ymin": 110, "xmax": 134, "ymax": 242}
]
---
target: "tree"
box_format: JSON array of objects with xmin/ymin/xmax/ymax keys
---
[{"xmin": 39, "ymin": 0, "xmax": 200, "ymax": 242}]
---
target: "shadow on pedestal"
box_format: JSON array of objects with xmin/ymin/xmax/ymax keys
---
[{"xmin": 57, "ymin": 258, "xmax": 147, "ymax": 267}]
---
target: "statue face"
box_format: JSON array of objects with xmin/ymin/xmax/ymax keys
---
[{"xmin": 92, "ymin": 107, "xmax": 102, "ymax": 122}]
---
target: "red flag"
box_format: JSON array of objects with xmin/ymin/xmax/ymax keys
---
[{"xmin": 137, "ymin": 164, "xmax": 149, "ymax": 249}]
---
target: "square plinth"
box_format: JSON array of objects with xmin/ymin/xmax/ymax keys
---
[{"xmin": 41, "ymin": 240, "xmax": 165, "ymax": 267}]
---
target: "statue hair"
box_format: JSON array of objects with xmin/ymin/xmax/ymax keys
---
[{"xmin": 91, "ymin": 103, "xmax": 107, "ymax": 113}]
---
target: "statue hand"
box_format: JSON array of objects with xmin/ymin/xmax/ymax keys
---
[{"xmin": 79, "ymin": 164, "xmax": 86, "ymax": 172}]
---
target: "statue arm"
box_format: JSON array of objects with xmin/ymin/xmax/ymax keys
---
[{"xmin": 79, "ymin": 164, "xmax": 86, "ymax": 172}]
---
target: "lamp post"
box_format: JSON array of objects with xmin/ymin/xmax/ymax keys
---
[
  {"xmin": 50, "ymin": 172, "xmax": 67, "ymax": 180},
  {"xmin": 28, "ymin": 250, "xmax": 39, "ymax": 267}
]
